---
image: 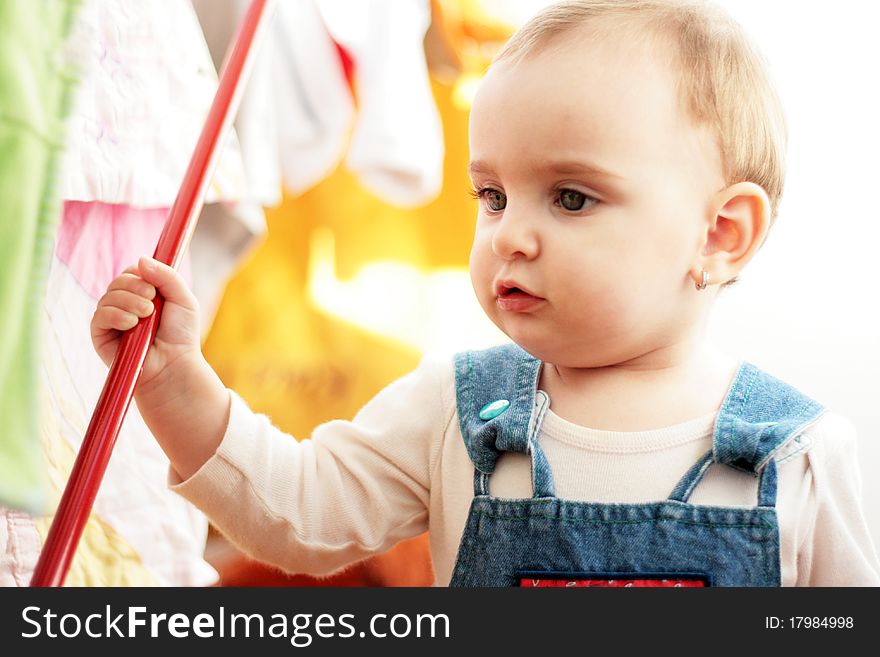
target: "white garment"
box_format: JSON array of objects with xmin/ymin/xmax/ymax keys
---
[
  {"xmin": 194, "ymin": 0, "xmax": 443, "ymax": 207},
  {"xmin": 61, "ymin": 0, "xmax": 248, "ymax": 207},
  {"xmin": 170, "ymin": 351, "xmax": 880, "ymax": 586},
  {"xmin": 321, "ymin": 0, "xmax": 444, "ymax": 207},
  {"xmin": 195, "ymin": 0, "xmax": 356, "ymax": 202}
]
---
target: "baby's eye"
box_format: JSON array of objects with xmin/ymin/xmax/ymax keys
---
[
  {"xmin": 556, "ymin": 189, "xmax": 597, "ymax": 212},
  {"xmin": 472, "ymin": 188, "xmax": 507, "ymax": 212}
]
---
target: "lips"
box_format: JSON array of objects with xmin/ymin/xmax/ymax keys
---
[{"xmin": 495, "ymin": 279, "xmax": 545, "ymax": 313}]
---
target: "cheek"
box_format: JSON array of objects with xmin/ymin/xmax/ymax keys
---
[
  {"xmin": 468, "ymin": 236, "xmax": 493, "ymax": 298},
  {"xmin": 566, "ymin": 280, "xmax": 631, "ymax": 329},
  {"xmin": 549, "ymin": 247, "xmax": 619, "ymax": 299},
  {"xmin": 569, "ymin": 239, "xmax": 690, "ymax": 333},
  {"xmin": 549, "ymin": 248, "xmax": 656, "ymax": 327}
]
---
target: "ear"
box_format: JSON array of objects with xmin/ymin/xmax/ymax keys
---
[{"xmin": 692, "ymin": 182, "xmax": 772, "ymax": 288}]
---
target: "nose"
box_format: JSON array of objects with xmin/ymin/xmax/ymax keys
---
[{"xmin": 491, "ymin": 203, "xmax": 540, "ymax": 261}]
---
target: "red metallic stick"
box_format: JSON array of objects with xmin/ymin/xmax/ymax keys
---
[{"xmin": 31, "ymin": 0, "xmax": 277, "ymax": 587}]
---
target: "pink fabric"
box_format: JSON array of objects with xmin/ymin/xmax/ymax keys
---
[{"xmin": 55, "ymin": 200, "xmax": 192, "ymax": 299}]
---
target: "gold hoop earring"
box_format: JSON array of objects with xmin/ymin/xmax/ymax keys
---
[{"xmin": 695, "ymin": 270, "xmax": 710, "ymax": 291}]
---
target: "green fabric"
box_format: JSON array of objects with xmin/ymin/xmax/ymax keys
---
[{"xmin": 0, "ymin": 0, "xmax": 81, "ymax": 512}]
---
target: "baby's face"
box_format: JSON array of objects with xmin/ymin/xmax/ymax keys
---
[{"xmin": 468, "ymin": 32, "xmax": 725, "ymax": 367}]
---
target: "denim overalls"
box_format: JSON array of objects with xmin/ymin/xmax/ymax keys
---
[{"xmin": 449, "ymin": 344, "xmax": 825, "ymax": 587}]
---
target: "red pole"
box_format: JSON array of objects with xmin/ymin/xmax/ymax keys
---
[{"xmin": 31, "ymin": 0, "xmax": 277, "ymax": 587}]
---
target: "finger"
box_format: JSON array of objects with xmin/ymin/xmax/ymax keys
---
[
  {"xmin": 100, "ymin": 289, "xmax": 155, "ymax": 317},
  {"xmin": 92, "ymin": 306, "xmax": 140, "ymax": 332},
  {"xmin": 137, "ymin": 256, "xmax": 195, "ymax": 308},
  {"xmin": 106, "ymin": 272, "xmax": 157, "ymax": 300}
]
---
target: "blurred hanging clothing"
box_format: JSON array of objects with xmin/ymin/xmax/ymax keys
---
[
  {"xmin": 1, "ymin": 0, "xmax": 254, "ymax": 586},
  {"xmin": 193, "ymin": 0, "xmax": 444, "ymax": 208}
]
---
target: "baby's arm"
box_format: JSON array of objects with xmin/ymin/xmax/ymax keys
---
[
  {"xmin": 93, "ymin": 259, "xmax": 446, "ymax": 576},
  {"xmin": 91, "ymin": 257, "xmax": 232, "ymax": 480},
  {"xmin": 796, "ymin": 414, "xmax": 880, "ymax": 585},
  {"xmin": 169, "ymin": 353, "xmax": 446, "ymax": 576}
]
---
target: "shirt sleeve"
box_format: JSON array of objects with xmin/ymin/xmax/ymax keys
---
[
  {"xmin": 168, "ymin": 352, "xmax": 452, "ymax": 576},
  {"xmin": 796, "ymin": 412, "xmax": 880, "ymax": 585}
]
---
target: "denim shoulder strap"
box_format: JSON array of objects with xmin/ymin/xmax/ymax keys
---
[
  {"xmin": 454, "ymin": 344, "xmax": 542, "ymax": 475},
  {"xmin": 713, "ymin": 361, "xmax": 825, "ymax": 474},
  {"xmin": 669, "ymin": 361, "xmax": 826, "ymax": 507}
]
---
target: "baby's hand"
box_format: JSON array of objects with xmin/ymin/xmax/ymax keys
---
[{"xmin": 91, "ymin": 256, "xmax": 202, "ymax": 392}]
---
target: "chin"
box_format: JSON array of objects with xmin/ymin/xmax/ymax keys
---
[
  {"xmin": 500, "ymin": 323, "xmax": 611, "ymax": 368},
  {"xmin": 494, "ymin": 322, "xmax": 554, "ymax": 362}
]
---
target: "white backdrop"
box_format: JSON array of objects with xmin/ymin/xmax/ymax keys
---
[{"xmin": 707, "ymin": 0, "xmax": 880, "ymax": 553}]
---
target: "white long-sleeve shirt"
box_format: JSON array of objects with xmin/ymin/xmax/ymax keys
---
[{"xmin": 170, "ymin": 352, "xmax": 880, "ymax": 586}]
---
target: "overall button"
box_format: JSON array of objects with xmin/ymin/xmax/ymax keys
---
[{"xmin": 479, "ymin": 399, "xmax": 510, "ymax": 420}]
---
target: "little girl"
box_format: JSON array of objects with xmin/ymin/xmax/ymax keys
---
[{"xmin": 92, "ymin": 0, "xmax": 879, "ymax": 586}]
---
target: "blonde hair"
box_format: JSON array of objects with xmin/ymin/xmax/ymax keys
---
[{"xmin": 496, "ymin": 0, "xmax": 787, "ymax": 281}]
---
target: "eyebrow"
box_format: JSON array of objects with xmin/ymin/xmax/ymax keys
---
[{"xmin": 468, "ymin": 159, "xmax": 625, "ymax": 181}]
